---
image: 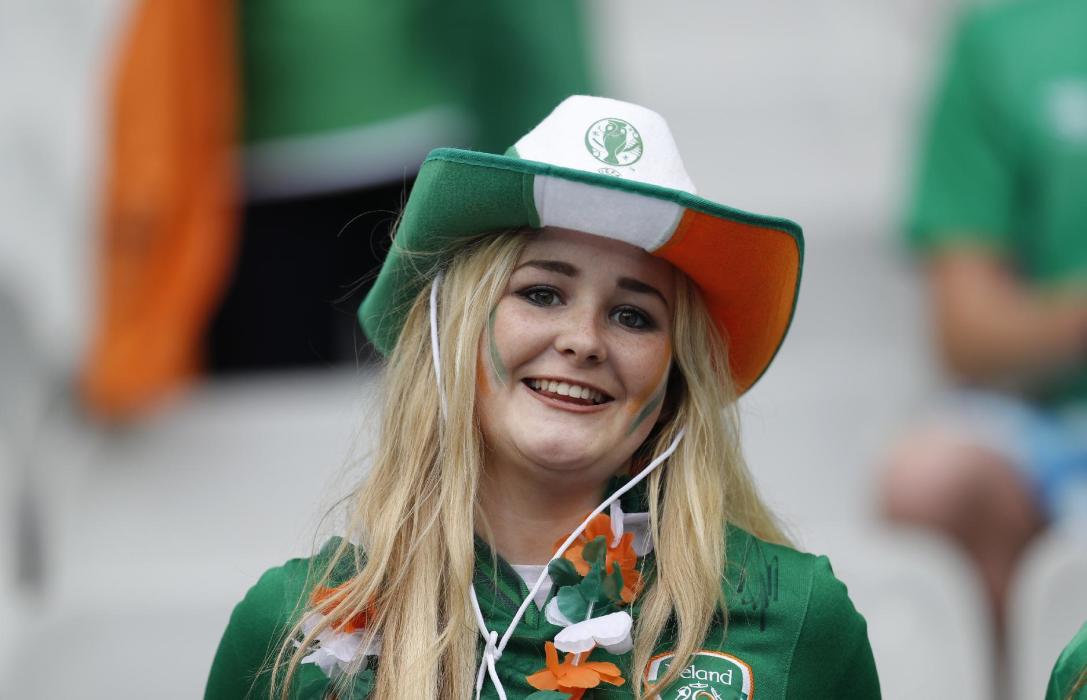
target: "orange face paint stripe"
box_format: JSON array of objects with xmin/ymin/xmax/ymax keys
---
[
  {"xmin": 625, "ymin": 351, "xmax": 671, "ymax": 437},
  {"xmin": 475, "ymin": 348, "xmax": 492, "ymax": 397},
  {"xmin": 625, "ymin": 384, "xmax": 667, "ymax": 437}
]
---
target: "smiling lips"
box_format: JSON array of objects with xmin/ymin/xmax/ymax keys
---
[{"xmin": 524, "ymin": 378, "xmax": 612, "ymax": 406}]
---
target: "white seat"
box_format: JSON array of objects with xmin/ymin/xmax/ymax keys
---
[
  {"xmin": 0, "ymin": 437, "xmax": 23, "ymax": 695},
  {"xmin": 6, "ymin": 368, "xmax": 378, "ymax": 699},
  {"xmin": 805, "ymin": 526, "xmax": 995, "ymax": 700},
  {"xmin": 1008, "ymin": 530, "xmax": 1087, "ymax": 700},
  {"xmin": 6, "ymin": 599, "xmax": 238, "ymax": 699}
]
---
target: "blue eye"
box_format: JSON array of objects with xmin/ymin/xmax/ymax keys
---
[
  {"xmin": 612, "ymin": 306, "xmax": 653, "ymax": 330},
  {"xmin": 519, "ymin": 286, "xmax": 563, "ymax": 307}
]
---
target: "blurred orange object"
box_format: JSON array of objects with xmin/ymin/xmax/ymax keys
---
[{"xmin": 81, "ymin": 0, "xmax": 238, "ymax": 419}]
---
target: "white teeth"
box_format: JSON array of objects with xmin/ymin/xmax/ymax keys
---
[{"xmin": 528, "ymin": 379, "xmax": 605, "ymax": 404}]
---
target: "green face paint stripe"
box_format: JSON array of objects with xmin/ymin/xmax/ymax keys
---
[
  {"xmin": 487, "ymin": 306, "xmax": 509, "ymax": 384},
  {"xmin": 626, "ymin": 384, "xmax": 667, "ymax": 437}
]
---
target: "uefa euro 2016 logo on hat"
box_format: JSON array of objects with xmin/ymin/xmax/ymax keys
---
[{"xmin": 585, "ymin": 118, "xmax": 644, "ymax": 166}]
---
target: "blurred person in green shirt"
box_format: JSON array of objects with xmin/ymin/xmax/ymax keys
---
[
  {"xmin": 882, "ymin": 0, "xmax": 1087, "ymax": 638},
  {"xmin": 1047, "ymin": 622, "xmax": 1087, "ymax": 699}
]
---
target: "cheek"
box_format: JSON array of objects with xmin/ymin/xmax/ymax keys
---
[
  {"xmin": 622, "ymin": 340, "xmax": 672, "ymax": 435},
  {"xmin": 484, "ymin": 300, "xmax": 540, "ymax": 385},
  {"xmin": 625, "ymin": 340, "xmax": 672, "ymax": 410}
]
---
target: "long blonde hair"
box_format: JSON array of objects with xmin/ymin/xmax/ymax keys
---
[{"xmin": 271, "ymin": 229, "xmax": 787, "ymax": 699}]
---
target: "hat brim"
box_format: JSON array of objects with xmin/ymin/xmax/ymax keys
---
[{"xmin": 359, "ymin": 148, "xmax": 803, "ymax": 396}]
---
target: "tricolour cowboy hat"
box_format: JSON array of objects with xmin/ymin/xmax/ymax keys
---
[{"xmin": 358, "ymin": 95, "xmax": 803, "ymax": 395}]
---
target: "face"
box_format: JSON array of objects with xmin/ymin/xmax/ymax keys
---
[{"xmin": 477, "ymin": 228, "xmax": 676, "ymax": 488}]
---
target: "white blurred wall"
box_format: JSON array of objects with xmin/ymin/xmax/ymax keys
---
[
  {"xmin": 0, "ymin": 0, "xmax": 131, "ymax": 372},
  {"xmin": 595, "ymin": 0, "xmax": 961, "ymax": 235}
]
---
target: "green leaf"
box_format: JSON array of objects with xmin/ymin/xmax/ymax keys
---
[
  {"xmin": 548, "ymin": 557, "xmax": 582, "ymax": 587},
  {"xmin": 581, "ymin": 535, "xmax": 607, "ymax": 567},
  {"xmin": 526, "ymin": 692, "xmax": 573, "ymax": 700},
  {"xmin": 603, "ymin": 561, "xmax": 625, "ymax": 604},
  {"xmin": 578, "ymin": 560, "xmax": 605, "ymax": 604},
  {"xmin": 556, "ymin": 585, "xmax": 589, "ymax": 622}
]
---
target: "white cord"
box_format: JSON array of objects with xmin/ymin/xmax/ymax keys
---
[
  {"xmin": 428, "ymin": 271, "xmax": 448, "ymax": 420},
  {"xmin": 469, "ymin": 429, "xmax": 686, "ymax": 698},
  {"xmin": 470, "ymin": 588, "xmax": 506, "ymax": 700}
]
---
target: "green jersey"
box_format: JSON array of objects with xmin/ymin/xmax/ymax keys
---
[
  {"xmin": 206, "ymin": 528, "xmax": 879, "ymax": 699},
  {"xmin": 908, "ymin": 0, "xmax": 1087, "ymax": 405},
  {"xmin": 1046, "ymin": 621, "xmax": 1087, "ymax": 699}
]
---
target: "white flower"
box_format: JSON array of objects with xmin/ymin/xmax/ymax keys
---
[
  {"xmin": 298, "ymin": 613, "xmax": 382, "ymax": 679},
  {"xmin": 552, "ymin": 611, "xmax": 633, "ymax": 655},
  {"xmin": 609, "ymin": 501, "xmax": 653, "ymax": 556},
  {"xmin": 544, "ymin": 597, "xmax": 575, "ymax": 627}
]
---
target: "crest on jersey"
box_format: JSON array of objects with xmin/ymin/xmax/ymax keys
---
[{"xmin": 645, "ymin": 650, "xmax": 754, "ymax": 700}]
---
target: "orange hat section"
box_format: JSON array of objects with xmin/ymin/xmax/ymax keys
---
[{"xmin": 654, "ymin": 209, "xmax": 800, "ymax": 394}]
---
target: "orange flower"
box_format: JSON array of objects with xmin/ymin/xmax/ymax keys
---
[
  {"xmin": 558, "ymin": 513, "xmax": 643, "ymax": 603},
  {"xmin": 526, "ymin": 642, "xmax": 625, "ymax": 697},
  {"xmin": 310, "ymin": 583, "xmax": 374, "ymax": 633}
]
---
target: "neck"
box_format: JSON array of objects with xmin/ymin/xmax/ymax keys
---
[{"xmin": 477, "ymin": 456, "xmax": 620, "ymax": 565}]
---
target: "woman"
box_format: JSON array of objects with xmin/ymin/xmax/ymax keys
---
[{"xmin": 206, "ymin": 96, "xmax": 880, "ymax": 699}]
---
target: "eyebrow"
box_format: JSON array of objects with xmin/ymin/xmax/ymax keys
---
[
  {"xmin": 518, "ymin": 259, "xmax": 578, "ymax": 276},
  {"xmin": 618, "ymin": 277, "xmax": 670, "ymax": 308},
  {"xmin": 517, "ymin": 259, "xmax": 669, "ymax": 308}
]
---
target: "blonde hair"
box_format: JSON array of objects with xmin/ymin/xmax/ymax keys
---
[{"xmin": 271, "ymin": 229, "xmax": 788, "ymax": 699}]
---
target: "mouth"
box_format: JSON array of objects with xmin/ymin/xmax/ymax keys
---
[{"xmin": 523, "ymin": 378, "xmax": 613, "ymax": 406}]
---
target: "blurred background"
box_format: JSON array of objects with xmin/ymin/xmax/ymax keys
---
[{"xmin": 2, "ymin": 0, "xmax": 1085, "ymax": 698}]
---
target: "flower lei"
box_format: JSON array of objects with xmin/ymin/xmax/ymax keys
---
[
  {"xmin": 526, "ymin": 503, "xmax": 650, "ymax": 700},
  {"xmin": 297, "ymin": 583, "xmax": 381, "ymax": 680},
  {"xmin": 295, "ymin": 503, "xmax": 651, "ymax": 700}
]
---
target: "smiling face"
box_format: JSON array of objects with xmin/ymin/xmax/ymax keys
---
[{"xmin": 476, "ymin": 228, "xmax": 676, "ymax": 490}]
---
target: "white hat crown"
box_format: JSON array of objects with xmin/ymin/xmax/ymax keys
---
[{"xmin": 512, "ymin": 95, "xmax": 697, "ymax": 195}]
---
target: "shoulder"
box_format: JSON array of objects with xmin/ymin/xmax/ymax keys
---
[
  {"xmin": 950, "ymin": 0, "xmax": 1083, "ymax": 57},
  {"xmin": 205, "ymin": 539, "xmax": 355, "ymax": 699},
  {"xmin": 724, "ymin": 526, "xmax": 865, "ymax": 629},
  {"xmin": 949, "ymin": 1, "xmax": 1028, "ymax": 43},
  {"xmin": 724, "ymin": 527, "xmax": 881, "ymax": 698},
  {"xmin": 1047, "ymin": 621, "xmax": 1087, "ymax": 699},
  {"xmin": 230, "ymin": 538, "xmax": 352, "ymax": 643},
  {"xmin": 724, "ymin": 525, "xmax": 845, "ymax": 596}
]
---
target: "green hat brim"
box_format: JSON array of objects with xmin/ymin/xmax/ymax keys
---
[{"xmin": 358, "ymin": 148, "xmax": 803, "ymax": 395}]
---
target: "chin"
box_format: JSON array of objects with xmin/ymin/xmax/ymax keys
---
[{"xmin": 517, "ymin": 432, "xmax": 611, "ymax": 473}]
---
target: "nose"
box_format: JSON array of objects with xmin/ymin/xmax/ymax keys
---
[{"xmin": 554, "ymin": 306, "xmax": 607, "ymax": 364}]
